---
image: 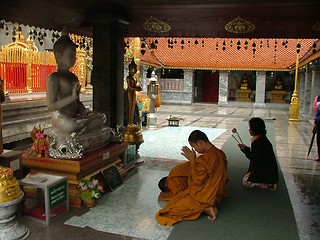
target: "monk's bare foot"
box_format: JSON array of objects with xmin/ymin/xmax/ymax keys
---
[{"xmin": 205, "ymin": 206, "xmax": 218, "ymax": 221}]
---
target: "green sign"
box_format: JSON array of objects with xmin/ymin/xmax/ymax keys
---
[{"xmin": 49, "ymin": 181, "xmax": 67, "ymax": 208}]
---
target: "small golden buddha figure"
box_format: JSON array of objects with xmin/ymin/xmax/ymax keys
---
[
  {"xmin": 126, "ymin": 59, "xmax": 142, "ymax": 126},
  {"xmin": 274, "ymin": 77, "xmax": 283, "ymax": 90},
  {"xmin": 240, "ymin": 74, "xmax": 249, "ymax": 90}
]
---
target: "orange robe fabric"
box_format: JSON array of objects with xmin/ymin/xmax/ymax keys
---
[
  {"xmin": 156, "ymin": 146, "xmax": 228, "ymax": 226},
  {"xmin": 158, "ymin": 161, "xmax": 190, "ymax": 201}
]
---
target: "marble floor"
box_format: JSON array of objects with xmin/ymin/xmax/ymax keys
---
[{"xmin": 18, "ymin": 103, "xmax": 320, "ymax": 240}]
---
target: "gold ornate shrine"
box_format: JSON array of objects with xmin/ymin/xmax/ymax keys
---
[
  {"xmin": 0, "ymin": 31, "xmax": 90, "ymax": 94},
  {"xmin": 22, "ymin": 142, "xmax": 128, "ymax": 207},
  {"xmin": 236, "ymin": 89, "xmax": 251, "ymax": 102},
  {"xmin": 0, "ymin": 166, "xmax": 22, "ymax": 203},
  {"xmin": 271, "ymin": 90, "xmax": 286, "ymax": 103}
]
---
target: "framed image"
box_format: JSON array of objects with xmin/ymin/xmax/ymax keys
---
[{"xmin": 101, "ymin": 165, "xmax": 124, "ymax": 191}]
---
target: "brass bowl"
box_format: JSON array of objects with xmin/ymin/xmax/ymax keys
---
[{"xmin": 0, "ymin": 166, "xmax": 22, "ymax": 203}]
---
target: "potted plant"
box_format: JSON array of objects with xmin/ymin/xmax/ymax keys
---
[{"xmin": 78, "ymin": 177, "xmax": 104, "ymax": 207}]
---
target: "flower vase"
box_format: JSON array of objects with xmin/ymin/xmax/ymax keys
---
[{"xmin": 83, "ymin": 198, "xmax": 96, "ymax": 208}]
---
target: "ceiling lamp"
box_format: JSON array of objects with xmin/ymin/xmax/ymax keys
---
[
  {"xmin": 143, "ymin": 16, "xmax": 171, "ymax": 33},
  {"xmin": 225, "ymin": 16, "xmax": 255, "ymax": 34}
]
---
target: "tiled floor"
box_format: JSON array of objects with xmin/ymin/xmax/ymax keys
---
[{"xmin": 17, "ymin": 103, "xmax": 320, "ymax": 240}]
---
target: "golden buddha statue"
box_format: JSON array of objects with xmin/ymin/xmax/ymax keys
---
[
  {"xmin": 240, "ymin": 74, "xmax": 249, "ymax": 90},
  {"xmin": 123, "ymin": 59, "xmax": 144, "ymax": 146},
  {"xmin": 126, "ymin": 59, "xmax": 142, "ymax": 126}
]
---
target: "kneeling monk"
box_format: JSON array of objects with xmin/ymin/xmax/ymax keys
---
[
  {"xmin": 155, "ymin": 130, "xmax": 229, "ymax": 226},
  {"xmin": 158, "ymin": 161, "xmax": 190, "ymax": 201}
]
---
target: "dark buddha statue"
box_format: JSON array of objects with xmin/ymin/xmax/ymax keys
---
[{"xmin": 274, "ymin": 77, "xmax": 283, "ymax": 90}]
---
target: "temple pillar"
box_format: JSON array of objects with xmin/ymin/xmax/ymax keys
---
[
  {"xmin": 218, "ymin": 71, "xmax": 229, "ymax": 106},
  {"xmin": 298, "ymin": 71, "xmax": 305, "ymax": 112},
  {"xmin": 254, "ymin": 71, "xmax": 266, "ymax": 108},
  {"xmin": 88, "ymin": 6, "xmax": 129, "ymax": 128},
  {"xmin": 310, "ymin": 63, "xmax": 320, "ymax": 115},
  {"xmin": 183, "ymin": 69, "xmax": 193, "ymax": 104},
  {"xmin": 303, "ymin": 68, "xmax": 312, "ymax": 116}
]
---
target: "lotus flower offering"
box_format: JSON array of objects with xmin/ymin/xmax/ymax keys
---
[{"xmin": 231, "ymin": 128, "xmax": 243, "ymax": 144}]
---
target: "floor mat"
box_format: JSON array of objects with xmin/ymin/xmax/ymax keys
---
[
  {"xmin": 65, "ymin": 121, "xmax": 299, "ymax": 240},
  {"xmin": 139, "ymin": 126, "xmax": 226, "ymax": 160},
  {"xmin": 168, "ymin": 120, "xmax": 299, "ymax": 240},
  {"xmin": 65, "ymin": 167, "xmax": 173, "ymax": 240}
]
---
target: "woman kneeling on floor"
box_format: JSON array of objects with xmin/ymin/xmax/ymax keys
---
[{"xmin": 237, "ymin": 117, "xmax": 279, "ymax": 191}]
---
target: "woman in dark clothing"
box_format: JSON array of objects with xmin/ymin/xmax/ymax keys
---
[{"xmin": 237, "ymin": 117, "xmax": 279, "ymax": 191}]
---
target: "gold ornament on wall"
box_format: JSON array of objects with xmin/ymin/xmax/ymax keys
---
[
  {"xmin": 143, "ymin": 16, "xmax": 171, "ymax": 33},
  {"xmin": 313, "ymin": 22, "xmax": 320, "ymax": 32},
  {"xmin": 225, "ymin": 16, "xmax": 255, "ymax": 34}
]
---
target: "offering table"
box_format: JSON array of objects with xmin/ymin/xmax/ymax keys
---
[{"xmin": 22, "ymin": 142, "xmax": 128, "ymax": 207}]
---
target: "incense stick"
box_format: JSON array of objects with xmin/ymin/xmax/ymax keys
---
[
  {"xmin": 236, "ymin": 132, "xmax": 243, "ymax": 144},
  {"xmin": 231, "ymin": 134, "xmax": 240, "ymax": 144}
]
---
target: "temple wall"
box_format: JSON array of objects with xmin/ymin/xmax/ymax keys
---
[{"xmin": 158, "ymin": 69, "xmax": 193, "ymax": 105}]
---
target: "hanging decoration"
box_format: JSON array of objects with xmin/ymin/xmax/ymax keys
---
[
  {"xmin": 225, "ymin": 16, "xmax": 255, "ymax": 34},
  {"xmin": 296, "ymin": 42, "xmax": 301, "ymax": 54},
  {"xmin": 282, "ymin": 40, "xmax": 288, "ymax": 48},
  {"xmin": 143, "ymin": 16, "xmax": 171, "ymax": 33},
  {"xmin": 312, "ymin": 41, "xmax": 318, "ymax": 54},
  {"xmin": 274, "ymin": 39, "xmax": 277, "ymax": 64},
  {"xmin": 181, "ymin": 39, "xmax": 185, "ymax": 49},
  {"xmin": 222, "ymin": 40, "xmax": 226, "ymax": 51},
  {"xmin": 0, "ymin": 20, "xmax": 9, "ymax": 36},
  {"xmin": 28, "ymin": 28, "xmax": 48, "ymax": 46},
  {"xmin": 244, "ymin": 40, "xmax": 248, "ymax": 50},
  {"xmin": 137, "ymin": 37, "xmax": 159, "ymax": 55},
  {"xmin": 252, "ymin": 41, "xmax": 256, "ymax": 58},
  {"xmin": 237, "ymin": 40, "xmax": 241, "ymax": 50}
]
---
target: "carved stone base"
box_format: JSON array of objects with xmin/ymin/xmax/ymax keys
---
[{"xmin": 0, "ymin": 193, "xmax": 30, "ymax": 240}]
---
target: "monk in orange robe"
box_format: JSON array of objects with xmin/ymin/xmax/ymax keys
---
[
  {"xmin": 156, "ymin": 130, "xmax": 228, "ymax": 226},
  {"xmin": 158, "ymin": 161, "xmax": 190, "ymax": 201}
]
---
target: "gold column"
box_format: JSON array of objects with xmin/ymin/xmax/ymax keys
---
[
  {"xmin": 76, "ymin": 49, "xmax": 87, "ymax": 92},
  {"xmin": 289, "ymin": 51, "xmax": 300, "ymax": 122},
  {"xmin": 26, "ymin": 39, "xmax": 33, "ymax": 93}
]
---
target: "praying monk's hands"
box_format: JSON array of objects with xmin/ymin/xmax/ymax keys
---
[{"xmin": 181, "ymin": 146, "xmax": 196, "ymax": 165}]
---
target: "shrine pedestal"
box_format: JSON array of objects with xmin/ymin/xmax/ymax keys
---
[
  {"xmin": 236, "ymin": 89, "xmax": 252, "ymax": 102},
  {"xmin": 22, "ymin": 142, "xmax": 128, "ymax": 207},
  {"xmin": 271, "ymin": 90, "xmax": 286, "ymax": 103}
]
